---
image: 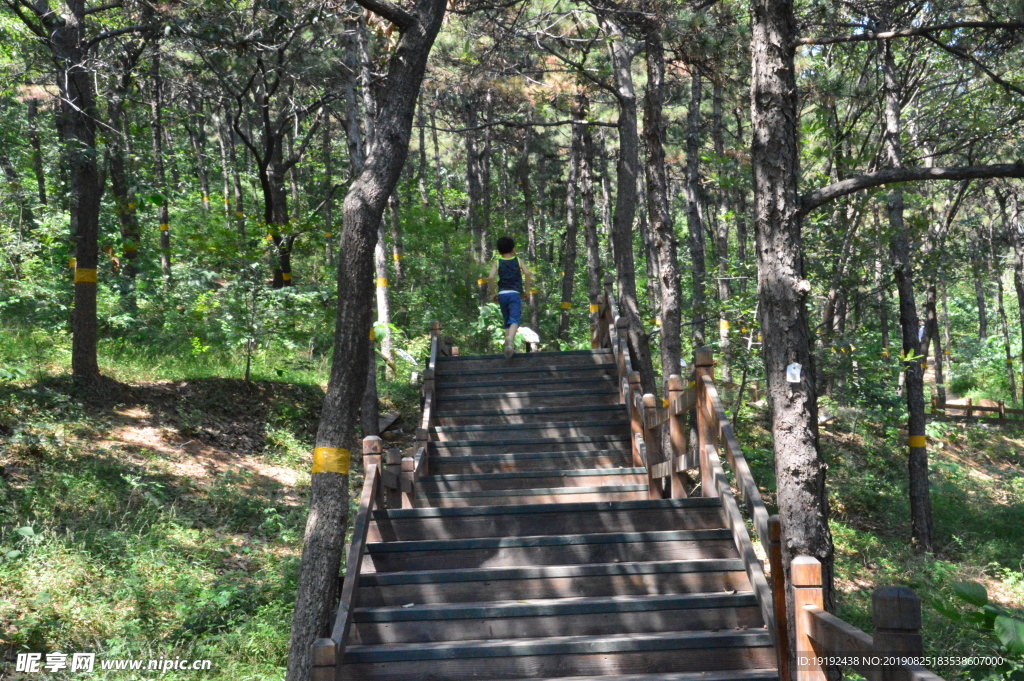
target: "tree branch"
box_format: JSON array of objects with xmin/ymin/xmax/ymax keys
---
[
  {"xmin": 351, "ymin": 0, "xmax": 414, "ymax": 32},
  {"xmin": 799, "ymin": 21, "xmax": 1024, "ymax": 45},
  {"xmin": 921, "ymin": 33, "xmax": 1024, "ymax": 98},
  {"xmin": 800, "ymin": 164, "xmax": 1024, "ymax": 215},
  {"xmin": 85, "ymin": 24, "xmax": 154, "ymax": 49}
]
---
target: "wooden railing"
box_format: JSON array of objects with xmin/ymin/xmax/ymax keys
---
[
  {"xmin": 311, "ymin": 435, "xmax": 385, "ymax": 681},
  {"xmin": 930, "ymin": 396, "xmax": 1024, "ymax": 423},
  {"xmin": 380, "ymin": 320, "xmax": 454, "ymax": 509},
  {"xmin": 793, "ymin": 556, "xmax": 945, "ymax": 681}
]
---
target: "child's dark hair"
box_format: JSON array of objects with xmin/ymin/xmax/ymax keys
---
[{"xmin": 496, "ymin": 236, "xmax": 515, "ymax": 255}]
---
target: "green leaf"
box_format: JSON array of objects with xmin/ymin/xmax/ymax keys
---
[
  {"xmin": 5, "ymin": 549, "xmax": 22, "ymax": 559},
  {"xmin": 16, "ymin": 526, "xmax": 35, "ymax": 537},
  {"xmin": 930, "ymin": 598, "xmax": 962, "ymax": 622},
  {"xmin": 953, "ymin": 581, "xmax": 989, "ymax": 607},
  {"xmin": 995, "ymin": 615, "xmax": 1024, "ymax": 655}
]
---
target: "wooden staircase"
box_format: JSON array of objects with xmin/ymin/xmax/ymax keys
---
[{"xmin": 337, "ymin": 349, "xmax": 780, "ymax": 680}]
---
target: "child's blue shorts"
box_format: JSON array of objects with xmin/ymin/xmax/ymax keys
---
[{"xmin": 497, "ymin": 291, "xmax": 522, "ymax": 328}]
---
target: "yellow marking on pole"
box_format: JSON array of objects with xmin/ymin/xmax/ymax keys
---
[
  {"xmin": 69, "ymin": 258, "xmax": 76, "ymax": 269},
  {"xmin": 159, "ymin": 223, "xmax": 169, "ymax": 231},
  {"xmin": 589, "ymin": 304, "xmax": 599, "ymax": 313},
  {"xmin": 561, "ymin": 302, "xmax": 573, "ymax": 309},
  {"xmin": 920, "ymin": 363, "xmax": 927, "ymax": 370},
  {"xmin": 312, "ymin": 447, "xmax": 350, "ymax": 474},
  {"xmin": 662, "ymin": 398, "xmax": 669, "ymax": 408},
  {"xmin": 908, "ymin": 435, "xmax": 926, "ymax": 448},
  {"xmin": 74, "ymin": 268, "xmax": 97, "ymax": 284},
  {"xmin": 282, "ymin": 273, "xmax": 292, "ymax": 282},
  {"xmin": 377, "ymin": 277, "xmax": 389, "ymax": 288}
]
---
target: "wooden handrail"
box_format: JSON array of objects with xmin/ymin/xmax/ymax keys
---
[
  {"xmin": 395, "ymin": 321, "xmax": 443, "ymax": 508},
  {"xmin": 793, "ymin": 555, "xmax": 946, "ymax": 681},
  {"xmin": 311, "ymin": 436, "xmax": 385, "ymax": 681}
]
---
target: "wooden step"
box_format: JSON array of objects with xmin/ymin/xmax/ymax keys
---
[
  {"xmin": 437, "ymin": 375, "xmax": 616, "ymax": 394},
  {"xmin": 429, "ymin": 434, "xmax": 631, "ymax": 455},
  {"xmin": 363, "ymin": 528, "xmax": 737, "ymax": 572},
  {"xmin": 474, "ymin": 671, "xmax": 779, "ymax": 681},
  {"xmin": 350, "ymin": 591, "xmax": 762, "ymax": 644},
  {"xmin": 436, "ymin": 404, "xmax": 625, "ymax": 425},
  {"xmin": 340, "ymin": 629, "xmax": 775, "ymax": 679},
  {"xmin": 357, "ymin": 559, "xmax": 752, "ymax": 607},
  {"xmin": 437, "ymin": 363, "xmax": 615, "ymax": 379},
  {"xmin": 368, "ymin": 499, "xmax": 727, "ymax": 542},
  {"xmin": 430, "ymin": 449, "xmax": 632, "ymax": 474},
  {"xmin": 419, "ymin": 468, "xmax": 647, "ymax": 493},
  {"xmin": 432, "ymin": 420, "xmax": 630, "ymax": 442},
  {"xmin": 437, "ymin": 349, "xmax": 614, "ymax": 370},
  {"xmin": 415, "ymin": 484, "xmax": 650, "ymax": 507},
  {"xmin": 436, "ymin": 388, "xmax": 620, "ymax": 412}
]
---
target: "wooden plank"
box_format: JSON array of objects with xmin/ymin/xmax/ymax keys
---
[
  {"xmin": 418, "ymin": 471, "xmax": 647, "ymax": 492},
  {"xmin": 417, "ymin": 483, "xmax": 649, "ymax": 499},
  {"xmin": 342, "ymin": 628, "xmax": 774, "ymax": 663},
  {"xmin": 378, "ymin": 411, "xmax": 401, "ymax": 434},
  {"xmin": 436, "ymin": 348, "xmax": 613, "ymax": 363},
  {"xmin": 416, "ymin": 488, "xmax": 649, "ymax": 508},
  {"xmin": 327, "ymin": 463, "xmax": 380, "ymax": 653},
  {"xmin": 433, "ymin": 418, "xmax": 630, "ymax": 434},
  {"xmin": 436, "ymin": 376, "xmax": 616, "ymax": 392},
  {"xmin": 375, "ymin": 496, "xmax": 722, "ymax": 519},
  {"xmin": 368, "ymin": 528, "xmax": 735, "ymax": 554},
  {"xmin": 428, "ymin": 434, "xmax": 631, "ymax": 451},
  {"xmin": 423, "ymin": 466, "xmax": 646, "ymax": 482},
  {"xmin": 708, "ymin": 446, "xmax": 774, "ymax": 638},
  {"xmin": 467, "ymin": 671, "xmax": 779, "ymax": 681},
  {"xmin": 430, "ymin": 450, "xmax": 632, "ymax": 474},
  {"xmin": 437, "ymin": 387, "xmax": 619, "ymax": 401},
  {"xmin": 436, "ymin": 364, "xmax": 615, "ymax": 378}
]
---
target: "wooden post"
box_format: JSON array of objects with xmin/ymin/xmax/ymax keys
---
[
  {"xmin": 615, "ymin": 318, "xmax": 630, "ymax": 399},
  {"xmin": 642, "ymin": 392, "xmax": 663, "ymax": 499},
  {"xmin": 873, "ymin": 586, "xmax": 923, "ymax": 681},
  {"xmin": 666, "ymin": 374, "xmax": 689, "ymax": 499},
  {"xmin": 792, "ymin": 555, "xmax": 826, "ymax": 681},
  {"xmin": 384, "ymin": 449, "xmax": 402, "ymax": 509},
  {"xmin": 363, "ymin": 436, "xmax": 383, "ymax": 508},
  {"xmin": 966, "ymin": 397, "xmax": 973, "ymax": 418},
  {"xmin": 769, "ymin": 516, "xmax": 791, "ymax": 681},
  {"xmin": 999, "ymin": 400, "xmax": 1006, "ymax": 423},
  {"xmin": 628, "ymin": 372, "xmax": 644, "ymax": 468},
  {"xmin": 695, "ymin": 347, "xmax": 717, "ymax": 497},
  {"xmin": 310, "ymin": 638, "xmax": 336, "ymax": 681}
]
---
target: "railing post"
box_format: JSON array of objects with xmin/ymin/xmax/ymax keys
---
[
  {"xmin": 695, "ymin": 347, "xmax": 717, "ymax": 497},
  {"xmin": 966, "ymin": 398, "xmax": 973, "ymax": 418},
  {"xmin": 628, "ymin": 372, "xmax": 644, "ymax": 468},
  {"xmin": 310, "ymin": 638, "xmax": 336, "ymax": 681},
  {"xmin": 363, "ymin": 436, "xmax": 383, "ymax": 507},
  {"xmin": 642, "ymin": 392, "xmax": 663, "ymax": 499},
  {"xmin": 615, "ymin": 318, "xmax": 630, "ymax": 401},
  {"xmin": 384, "ymin": 449, "xmax": 402, "ymax": 509},
  {"xmin": 769, "ymin": 516, "xmax": 791, "ymax": 681},
  {"xmin": 792, "ymin": 555, "xmax": 826, "ymax": 681},
  {"xmin": 873, "ymin": 586, "xmax": 923, "ymax": 681},
  {"xmin": 666, "ymin": 374, "xmax": 689, "ymax": 499}
]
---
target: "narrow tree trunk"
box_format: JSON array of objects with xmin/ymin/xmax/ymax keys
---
[
  {"xmin": 323, "ymin": 114, "xmax": 335, "ymax": 267},
  {"xmin": 417, "ymin": 99, "xmax": 429, "ymax": 205},
  {"xmin": 429, "ymin": 103, "xmax": 446, "ymax": 218},
  {"xmin": 597, "ymin": 131, "xmax": 615, "ymax": 265},
  {"xmin": 991, "ymin": 221, "xmax": 1018, "ymax": 403},
  {"xmin": 0, "ymin": 155, "xmax": 37, "ymax": 238},
  {"xmin": 375, "ymin": 220, "xmax": 393, "ymax": 377},
  {"xmin": 557, "ymin": 97, "xmax": 583, "ymax": 343},
  {"xmin": 685, "ymin": 71, "xmax": 708, "ymax": 346},
  {"xmin": 463, "ymin": 95, "xmax": 483, "ymax": 265},
  {"xmin": 1011, "ymin": 194, "xmax": 1024, "ymax": 397},
  {"xmin": 581, "ymin": 112, "xmax": 602, "ymax": 304},
  {"xmin": 942, "ymin": 283, "xmax": 952, "ymax": 373},
  {"xmin": 603, "ymin": 15, "xmax": 657, "ymax": 394},
  {"xmin": 750, "ymin": 0, "xmax": 834, "ymax": 667},
  {"xmin": 106, "ymin": 61, "xmax": 142, "ymax": 296},
  {"xmin": 187, "ymin": 101, "xmax": 211, "ymax": 212},
  {"xmin": 881, "ymin": 37, "xmax": 932, "ymax": 551},
  {"xmin": 925, "ymin": 282, "xmax": 946, "ymax": 405},
  {"xmin": 389, "ymin": 192, "xmax": 405, "ymax": 281},
  {"xmin": 972, "ymin": 243, "xmax": 989, "ymax": 341},
  {"xmin": 27, "ymin": 98, "xmax": 46, "ymax": 206},
  {"xmin": 287, "ymin": 1, "xmax": 447, "ymax": 678},
  {"xmin": 150, "ymin": 50, "xmax": 172, "ymax": 283},
  {"xmin": 643, "ymin": 25, "xmax": 681, "ymax": 380}
]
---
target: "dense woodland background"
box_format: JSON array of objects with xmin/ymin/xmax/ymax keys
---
[{"xmin": 1, "ymin": 0, "xmax": 1024, "ymax": 678}]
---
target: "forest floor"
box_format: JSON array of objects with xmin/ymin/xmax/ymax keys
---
[{"xmin": 1, "ymin": 351, "xmax": 1022, "ymax": 679}]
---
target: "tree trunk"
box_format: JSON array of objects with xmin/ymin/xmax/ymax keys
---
[
  {"xmin": 750, "ymin": 0, "xmax": 834, "ymax": 669},
  {"xmin": 429, "ymin": 102, "xmax": 446, "ymax": 217},
  {"xmin": 972, "ymin": 242, "xmax": 989, "ymax": 341},
  {"xmin": 106, "ymin": 60, "xmax": 142, "ymax": 296},
  {"xmin": 597, "ymin": 131, "xmax": 615, "ymax": 265},
  {"xmin": 558, "ymin": 97, "xmax": 584, "ymax": 343},
  {"xmin": 643, "ymin": 25, "xmax": 681, "ymax": 381},
  {"xmin": 991, "ymin": 220, "xmax": 1018, "ymax": 403},
  {"xmin": 389, "ymin": 192, "xmax": 405, "ymax": 281},
  {"xmin": 1012, "ymin": 194, "xmax": 1024, "ymax": 397},
  {"xmin": 150, "ymin": 50, "xmax": 172, "ymax": 283},
  {"xmin": 324, "ymin": 114, "xmax": 335, "ymax": 267},
  {"xmin": 286, "ymin": 2, "xmax": 447, "ymax": 678},
  {"xmin": 685, "ymin": 71, "xmax": 708, "ymax": 346},
  {"xmin": 581, "ymin": 122, "xmax": 602, "ymax": 305},
  {"xmin": 924, "ymin": 282, "xmax": 946, "ymax": 405},
  {"xmin": 27, "ymin": 98, "xmax": 46, "ymax": 206},
  {"xmin": 881, "ymin": 37, "xmax": 932, "ymax": 552},
  {"xmin": 417, "ymin": 99, "xmax": 429, "ymax": 206},
  {"xmin": 463, "ymin": 95, "xmax": 483, "ymax": 265},
  {"xmin": 187, "ymin": 100, "xmax": 212, "ymax": 212},
  {"xmin": 0, "ymin": 154, "xmax": 37, "ymax": 239},
  {"xmin": 602, "ymin": 15, "xmax": 657, "ymax": 395}
]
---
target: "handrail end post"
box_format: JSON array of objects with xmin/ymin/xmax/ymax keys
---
[
  {"xmin": 311, "ymin": 637, "xmax": 337, "ymax": 681},
  {"xmin": 792, "ymin": 555, "xmax": 825, "ymax": 681},
  {"xmin": 874, "ymin": 586, "xmax": 923, "ymax": 681}
]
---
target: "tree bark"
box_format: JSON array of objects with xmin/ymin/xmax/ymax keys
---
[
  {"xmin": 106, "ymin": 50, "xmax": 143, "ymax": 296},
  {"xmin": 150, "ymin": 49, "xmax": 172, "ymax": 283},
  {"xmin": 286, "ymin": 1, "xmax": 446, "ymax": 678},
  {"xmin": 750, "ymin": 0, "xmax": 834, "ymax": 667},
  {"xmin": 643, "ymin": 24, "xmax": 681, "ymax": 381},
  {"xmin": 1012, "ymin": 193, "xmax": 1024, "ymax": 394},
  {"xmin": 685, "ymin": 71, "xmax": 708, "ymax": 346},
  {"xmin": 602, "ymin": 15, "xmax": 657, "ymax": 395},
  {"xmin": 991, "ymin": 215, "xmax": 1018, "ymax": 403},
  {"xmin": 27, "ymin": 98, "xmax": 46, "ymax": 206},
  {"xmin": 558, "ymin": 96, "xmax": 584, "ymax": 343},
  {"xmin": 880, "ymin": 37, "xmax": 933, "ymax": 552},
  {"xmin": 581, "ymin": 119, "xmax": 602, "ymax": 305},
  {"xmin": 389, "ymin": 192, "xmax": 405, "ymax": 281}
]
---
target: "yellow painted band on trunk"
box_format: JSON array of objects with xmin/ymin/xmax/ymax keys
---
[
  {"xmin": 312, "ymin": 447, "xmax": 350, "ymax": 474},
  {"xmin": 908, "ymin": 435, "xmax": 926, "ymax": 448},
  {"xmin": 325, "ymin": 232, "xmax": 332, "ymax": 238},
  {"xmin": 123, "ymin": 245, "xmax": 137, "ymax": 253},
  {"xmin": 662, "ymin": 398, "xmax": 669, "ymax": 408},
  {"xmin": 236, "ymin": 212, "xmax": 245, "ymax": 218},
  {"xmin": 370, "ymin": 328, "xmax": 376, "ymax": 341},
  {"xmin": 393, "ymin": 253, "xmax": 403, "ymax": 261},
  {"xmin": 68, "ymin": 258, "xmax": 76, "ymax": 269},
  {"xmin": 477, "ymin": 278, "xmax": 486, "ymax": 286},
  {"xmin": 377, "ymin": 277, "xmax": 389, "ymax": 288},
  {"xmin": 720, "ymin": 320, "xmax": 731, "ymax": 332},
  {"xmin": 202, "ymin": 196, "xmax": 209, "ymax": 201},
  {"xmin": 689, "ymin": 381, "xmax": 696, "ymax": 388},
  {"xmin": 529, "ymin": 289, "xmax": 538, "ymax": 295},
  {"xmin": 561, "ymin": 302, "xmax": 572, "ymax": 309},
  {"xmin": 654, "ymin": 319, "xmax": 661, "ymax": 326},
  {"xmin": 282, "ymin": 273, "xmax": 292, "ymax": 281},
  {"xmin": 127, "ymin": 203, "xmax": 136, "ymax": 210},
  {"xmin": 159, "ymin": 223, "xmax": 169, "ymax": 231},
  {"xmin": 74, "ymin": 268, "xmax": 97, "ymax": 283},
  {"xmin": 589, "ymin": 304, "xmax": 599, "ymax": 313}
]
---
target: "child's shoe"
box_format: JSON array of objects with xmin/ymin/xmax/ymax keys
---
[{"xmin": 503, "ymin": 339, "xmax": 515, "ymax": 359}]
